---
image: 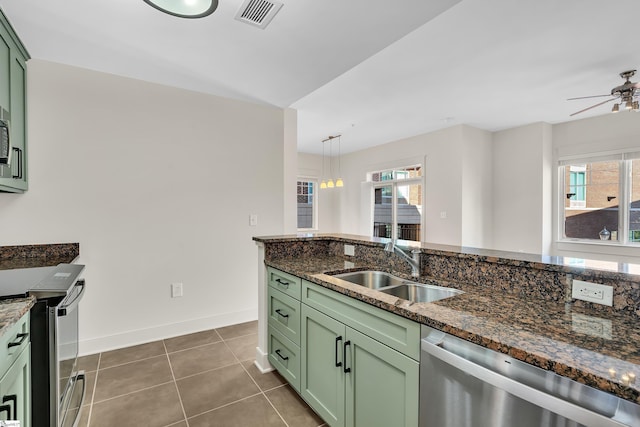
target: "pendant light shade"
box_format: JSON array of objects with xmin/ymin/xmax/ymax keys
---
[
  {"xmin": 320, "ymin": 134, "xmax": 344, "ymax": 189},
  {"xmin": 143, "ymin": 0, "xmax": 219, "ymax": 18}
]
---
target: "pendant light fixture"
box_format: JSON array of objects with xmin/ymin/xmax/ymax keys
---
[
  {"xmin": 143, "ymin": 0, "xmax": 219, "ymax": 18},
  {"xmin": 320, "ymin": 135, "xmax": 344, "ymax": 189}
]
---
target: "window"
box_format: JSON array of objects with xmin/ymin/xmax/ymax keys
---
[
  {"xmin": 370, "ymin": 166, "xmax": 422, "ymax": 242},
  {"xmin": 297, "ymin": 180, "xmax": 316, "ymax": 230},
  {"xmin": 560, "ymin": 152, "xmax": 640, "ymax": 245}
]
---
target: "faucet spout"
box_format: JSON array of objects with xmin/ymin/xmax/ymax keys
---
[{"xmin": 384, "ymin": 240, "xmax": 421, "ymax": 278}]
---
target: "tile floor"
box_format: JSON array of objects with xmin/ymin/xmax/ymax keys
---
[{"xmin": 73, "ymin": 321, "xmax": 326, "ymax": 427}]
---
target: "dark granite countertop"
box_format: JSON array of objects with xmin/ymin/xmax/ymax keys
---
[
  {"xmin": 255, "ymin": 233, "xmax": 640, "ymax": 283},
  {"xmin": 0, "ymin": 297, "xmax": 35, "ymax": 338},
  {"xmin": 264, "ymin": 253, "xmax": 640, "ymax": 405}
]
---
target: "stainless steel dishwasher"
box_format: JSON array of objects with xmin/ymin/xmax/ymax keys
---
[{"xmin": 420, "ymin": 325, "xmax": 640, "ymax": 427}]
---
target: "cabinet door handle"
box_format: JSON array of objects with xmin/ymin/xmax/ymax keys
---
[
  {"xmin": 2, "ymin": 395, "xmax": 16, "ymax": 420},
  {"xmin": 275, "ymin": 349, "xmax": 289, "ymax": 361},
  {"xmin": 7, "ymin": 332, "xmax": 28, "ymax": 348},
  {"xmin": 275, "ymin": 278, "xmax": 290, "ymax": 288},
  {"xmin": 11, "ymin": 147, "xmax": 21, "ymax": 179},
  {"xmin": 275, "ymin": 309, "xmax": 289, "ymax": 319},
  {"xmin": 335, "ymin": 336, "xmax": 343, "ymax": 367},
  {"xmin": 343, "ymin": 340, "xmax": 351, "ymax": 373}
]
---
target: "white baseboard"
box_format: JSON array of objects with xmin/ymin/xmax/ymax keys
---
[
  {"xmin": 79, "ymin": 308, "xmax": 257, "ymax": 356},
  {"xmin": 254, "ymin": 346, "xmax": 273, "ymax": 373}
]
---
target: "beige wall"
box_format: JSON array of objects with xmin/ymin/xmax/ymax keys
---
[{"xmin": 0, "ymin": 60, "xmax": 288, "ymax": 354}]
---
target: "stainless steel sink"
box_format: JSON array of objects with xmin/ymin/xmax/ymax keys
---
[
  {"xmin": 333, "ymin": 270, "xmax": 408, "ymax": 289},
  {"xmin": 379, "ymin": 283, "xmax": 462, "ymax": 303},
  {"xmin": 331, "ymin": 270, "xmax": 462, "ymax": 303}
]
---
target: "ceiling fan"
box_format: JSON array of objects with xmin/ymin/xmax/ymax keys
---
[{"xmin": 568, "ymin": 70, "xmax": 640, "ymax": 116}]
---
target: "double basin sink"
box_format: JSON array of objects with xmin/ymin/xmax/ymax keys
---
[{"xmin": 331, "ymin": 270, "xmax": 462, "ymax": 303}]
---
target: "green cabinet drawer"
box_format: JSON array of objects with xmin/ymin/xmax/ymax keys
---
[
  {"xmin": 268, "ymin": 326, "xmax": 300, "ymax": 392},
  {"xmin": 302, "ymin": 280, "xmax": 420, "ymax": 361},
  {"xmin": 0, "ymin": 312, "xmax": 29, "ymax": 375},
  {"xmin": 268, "ymin": 286, "xmax": 301, "ymax": 345},
  {"xmin": 267, "ymin": 267, "xmax": 301, "ymax": 300},
  {"xmin": 0, "ymin": 343, "xmax": 30, "ymax": 427}
]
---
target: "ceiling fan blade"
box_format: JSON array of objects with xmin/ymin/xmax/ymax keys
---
[
  {"xmin": 567, "ymin": 94, "xmax": 611, "ymax": 100},
  {"xmin": 570, "ymin": 98, "xmax": 617, "ymax": 117}
]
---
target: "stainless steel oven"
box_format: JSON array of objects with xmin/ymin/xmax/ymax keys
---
[
  {"xmin": 420, "ymin": 325, "xmax": 640, "ymax": 427},
  {"xmin": 0, "ymin": 263, "xmax": 86, "ymax": 427},
  {"xmin": 30, "ymin": 264, "xmax": 86, "ymax": 427}
]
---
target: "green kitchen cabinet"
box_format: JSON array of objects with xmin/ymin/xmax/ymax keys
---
[
  {"xmin": 0, "ymin": 312, "xmax": 31, "ymax": 427},
  {"xmin": 0, "ymin": 8, "xmax": 29, "ymax": 193},
  {"xmin": 301, "ymin": 300, "xmax": 419, "ymax": 427}
]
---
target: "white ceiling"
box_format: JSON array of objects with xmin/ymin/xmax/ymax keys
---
[{"xmin": 1, "ymin": 0, "xmax": 639, "ymax": 154}]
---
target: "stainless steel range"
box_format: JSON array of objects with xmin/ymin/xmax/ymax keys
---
[{"xmin": 0, "ymin": 264, "xmax": 86, "ymax": 427}]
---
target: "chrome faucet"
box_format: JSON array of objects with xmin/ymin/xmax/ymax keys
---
[{"xmin": 384, "ymin": 240, "xmax": 421, "ymax": 278}]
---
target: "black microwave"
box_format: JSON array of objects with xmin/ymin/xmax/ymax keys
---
[{"xmin": 0, "ymin": 119, "xmax": 9, "ymax": 165}]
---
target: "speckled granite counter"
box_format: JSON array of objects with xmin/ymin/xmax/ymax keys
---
[
  {"xmin": 0, "ymin": 297, "xmax": 35, "ymax": 338},
  {"xmin": 0, "ymin": 242, "xmax": 79, "ymax": 338},
  {"xmin": 255, "ymin": 234, "xmax": 640, "ymax": 405}
]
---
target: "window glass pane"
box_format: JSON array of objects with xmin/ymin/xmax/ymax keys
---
[
  {"xmin": 564, "ymin": 161, "xmax": 619, "ymax": 240},
  {"xmin": 370, "ymin": 166, "xmax": 422, "ymax": 182},
  {"xmin": 397, "ymin": 183, "xmax": 421, "ymax": 241},
  {"xmin": 373, "ymin": 185, "xmax": 392, "ymax": 238},
  {"xmin": 630, "ymin": 160, "xmax": 640, "ymax": 242},
  {"xmin": 297, "ymin": 180, "xmax": 315, "ymax": 229}
]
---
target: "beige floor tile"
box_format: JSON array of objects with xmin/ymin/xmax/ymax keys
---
[
  {"xmin": 78, "ymin": 405, "xmax": 90, "ymax": 427},
  {"xmin": 164, "ymin": 329, "xmax": 221, "ymax": 353},
  {"xmin": 225, "ymin": 333, "xmax": 258, "ymax": 361},
  {"xmin": 241, "ymin": 360, "xmax": 287, "ymax": 391},
  {"xmin": 93, "ymin": 355, "xmax": 173, "ymax": 402},
  {"xmin": 266, "ymin": 384, "xmax": 324, "ymax": 427},
  {"xmin": 166, "ymin": 422, "xmax": 188, "ymax": 427},
  {"xmin": 77, "ymin": 354, "xmax": 100, "ymax": 372},
  {"xmin": 188, "ymin": 394, "xmax": 286, "ymax": 427},
  {"xmin": 216, "ymin": 320, "xmax": 258, "ymax": 340},
  {"xmin": 89, "ymin": 383, "xmax": 184, "ymax": 427},
  {"xmin": 168, "ymin": 341, "xmax": 237, "ymax": 379},
  {"xmin": 99, "ymin": 340, "xmax": 166, "ymax": 369},
  {"xmin": 176, "ymin": 364, "xmax": 260, "ymax": 418}
]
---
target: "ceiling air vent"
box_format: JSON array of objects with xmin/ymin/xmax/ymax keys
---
[{"xmin": 235, "ymin": 0, "xmax": 283, "ymax": 29}]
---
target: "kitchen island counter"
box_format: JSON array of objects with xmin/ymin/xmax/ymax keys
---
[{"xmin": 256, "ymin": 234, "xmax": 640, "ymax": 406}]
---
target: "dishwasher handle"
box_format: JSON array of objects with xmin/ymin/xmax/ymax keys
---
[{"xmin": 421, "ymin": 338, "xmax": 629, "ymax": 427}]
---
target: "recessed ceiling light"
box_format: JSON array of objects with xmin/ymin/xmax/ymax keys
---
[{"xmin": 143, "ymin": 0, "xmax": 219, "ymax": 18}]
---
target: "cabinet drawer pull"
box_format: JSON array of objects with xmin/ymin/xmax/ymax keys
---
[
  {"xmin": 335, "ymin": 336, "xmax": 343, "ymax": 367},
  {"xmin": 7, "ymin": 332, "xmax": 28, "ymax": 348},
  {"xmin": 2, "ymin": 395, "xmax": 16, "ymax": 420},
  {"xmin": 275, "ymin": 309, "xmax": 289, "ymax": 319},
  {"xmin": 275, "ymin": 349, "xmax": 289, "ymax": 361},
  {"xmin": 275, "ymin": 278, "xmax": 290, "ymax": 288},
  {"xmin": 11, "ymin": 147, "xmax": 22, "ymax": 179},
  {"xmin": 343, "ymin": 340, "xmax": 351, "ymax": 373}
]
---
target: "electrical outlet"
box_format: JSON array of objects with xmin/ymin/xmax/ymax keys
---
[
  {"xmin": 571, "ymin": 280, "xmax": 613, "ymax": 306},
  {"xmin": 171, "ymin": 283, "xmax": 183, "ymax": 298},
  {"xmin": 344, "ymin": 244, "xmax": 355, "ymax": 256}
]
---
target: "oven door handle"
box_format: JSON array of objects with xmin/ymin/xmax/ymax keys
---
[
  {"xmin": 421, "ymin": 339, "xmax": 629, "ymax": 427},
  {"xmin": 60, "ymin": 371, "xmax": 86, "ymax": 427},
  {"xmin": 58, "ymin": 279, "xmax": 85, "ymax": 316}
]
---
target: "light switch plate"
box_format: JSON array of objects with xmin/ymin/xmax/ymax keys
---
[
  {"xmin": 571, "ymin": 280, "xmax": 613, "ymax": 306},
  {"xmin": 171, "ymin": 283, "xmax": 183, "ymax": 298}
]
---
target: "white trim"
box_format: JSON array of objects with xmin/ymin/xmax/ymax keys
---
[{"xmin": 79, "ymin": 308, "xmax": 257, "ymax": 356}]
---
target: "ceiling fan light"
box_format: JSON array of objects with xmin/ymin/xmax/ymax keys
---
[
  {"xmin": 143, "ymin": 0, "xmax": 218, "ymax": 18},
  {"xmin": 625, "ymin": 100, "xmax": 634, "ymax": 110},
  {"xmin": 633, "ymin": 101, "xmax": 639, "ymax": 112},
  {"xmin": 612, "ymin": 103, "xmax": 620, "ymax": 113}
]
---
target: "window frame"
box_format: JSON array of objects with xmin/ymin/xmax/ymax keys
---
[
  {"xmin": 296, "ymin": 177, "xmax": 318, "ymax": 231},
  {"xmin": 558, "ymin": 153, "xmax": 640, "ymax": 247},
  {"xmin": 369, "ymin": 165, "xmax": 423, "ymax": 242}
]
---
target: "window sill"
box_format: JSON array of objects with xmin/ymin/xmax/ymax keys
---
[{"xmin": 555, "ymin": 240, "xmax": 640, "ymax": 263}]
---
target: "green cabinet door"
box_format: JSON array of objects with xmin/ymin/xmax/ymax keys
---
[
  {"xmin": 345, "ymin": 327, "xmax": 418, "ymax": 427},
  {"xmin": 301, "ymin": 304, "xmax": 346, "ymax": 427},
  {"xmin": 0, "ymin": 9, "xmax": 29, "ymax": 192},
  {"xmin": 0, "ymin": 344, "xmax": 31, "ymax": 427}
]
